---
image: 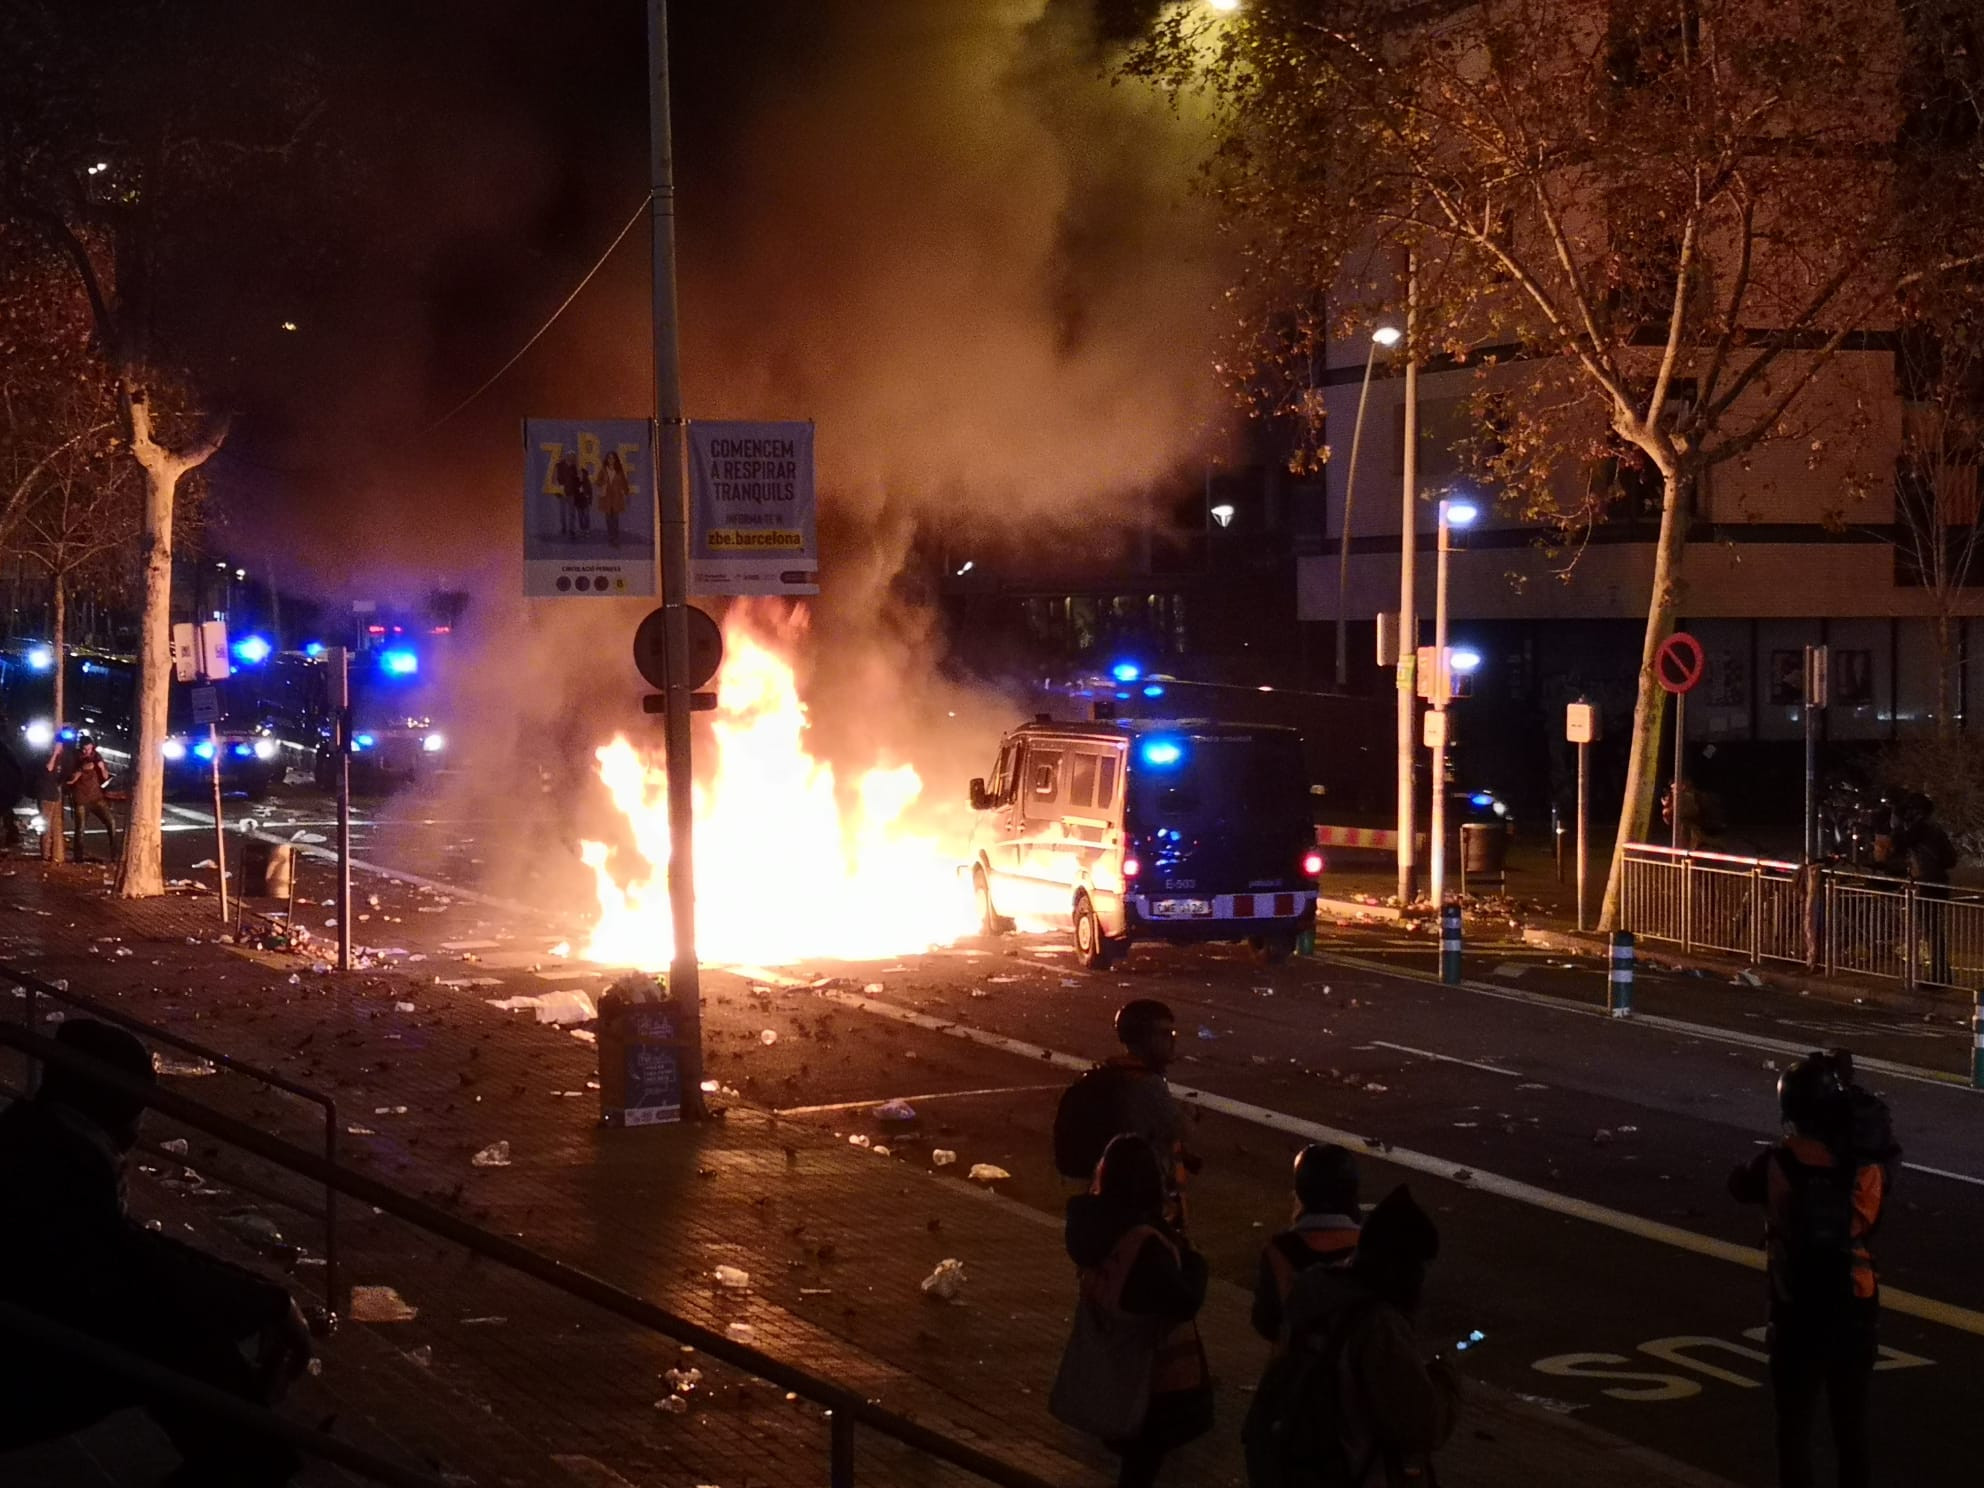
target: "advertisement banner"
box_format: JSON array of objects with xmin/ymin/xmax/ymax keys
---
[
  {"xmin": 523, "ymin": 418, "xmax": 656, "ymax": 598},
  {"xmin": 687, "ymin": 420, "xmax": 817, "ymax": 596}
]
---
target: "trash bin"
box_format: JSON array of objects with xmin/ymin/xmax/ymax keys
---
[
  {"xmin": 238, "ymin": 839, "xmax": 294, "ymax": 899},
  {"xmin": 1461, "ymin": 822, "xmax": 1510, "ymax": 877},
  {"xmin": 597, "ymin": 974, "xmax": 683, "ymax": 1127}
]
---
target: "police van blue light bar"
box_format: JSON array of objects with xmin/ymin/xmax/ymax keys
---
[
  {"xmin": 1141, "ymin": 684, "xmax": 1166, "ymax": 699},
  {"xmin": 1111, "ymin": 661, "xmax": 1142, "ymax": 684},
  {"xmin": 1139, "ymin": 737, "xmax": 1185, "ymax": 768},
  {"xmin": 303, "ymin": 642, "xmax": 325, "ymax": 659},
  {"xmin": 26, "ymin": 646, "xmax": 53, "ymax": 672},
  {"xmin": 232, "ymin": 635, "xmax": 273, "ymax": 666},
  {"xmin": 379, "ymin": 648, "xmax": 418, "ymax": 677}
]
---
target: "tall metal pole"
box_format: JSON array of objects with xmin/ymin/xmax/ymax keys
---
[
  {"xmin": 1395, "ymin": 258, "xmax": 1420, "ymax": 907},
  {"xmin": 1671, "ymin": 691, "xmax": 1686, "ymax": 852},
  {"xmin": 1430, "ymin": 508, "xmax": 1452, "ymax": 905},
  {"xmin": 1576, "ymin": 735, "xmax": 1590, "ymax": 932},
  {"xmin": 648, "ymin": 0, "xmax": 705, "ymax": 1111},
  {"xmin": 1335, "ymin": 340, "xmax": 1381, "ymax": 688},
  {"xmin": 208, "ymin": 722, "xmax": 229, "ymax": 923},
  {"xmin": 334, "ymin": 646, "xmax": 351, "ymax": 973}
]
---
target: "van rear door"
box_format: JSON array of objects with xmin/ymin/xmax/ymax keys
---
[{"xmin": 1129, "ymin": 731, "xmax": 1309, "ymax": 895}]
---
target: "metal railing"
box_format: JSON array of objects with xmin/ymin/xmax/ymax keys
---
[
  {"xmin": 0, "ymin": 1019, "xmax": 1063, "ymax": 1488},
  {"xmin": 1619, "ymin": 843, "xmax": 1984, "ymax": 991},
  {"xmin": 4, "ymin": 962, "xmax": 341, "ymax": 1313}
]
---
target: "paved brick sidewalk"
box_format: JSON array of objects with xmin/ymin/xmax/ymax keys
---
[{"xmin": 0, "ymin": 863, "xmax": 1737, "ymax": 1488}]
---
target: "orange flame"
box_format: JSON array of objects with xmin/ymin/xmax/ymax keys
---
[{"xmin": 581, "ymin": 612, "xmax": 975, "ymax": 968}]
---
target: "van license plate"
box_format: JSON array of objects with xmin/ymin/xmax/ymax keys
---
[{"xmin": 1153, "ymin": 898, "xmax": 1213, "ymax": 918}]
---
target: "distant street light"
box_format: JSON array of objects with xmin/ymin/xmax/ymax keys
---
[
  {"xmin": 1429, "ymin": 494, "xmax": 1478, "ymax": 906},
  {"xmin": 1210, "ymin": 502, "xmax": 1236, "ymax": 528},
  {"xmin": 1208, "ymin": 0, "xmax": 1242, "ymax": 11},
  {"xmin": 1336, "ymin": 321, "xmax": 1404, "ymax": 687},
  {"xmin": 955, "ymin": 560, "xmax": 974, "ymax": 576}
]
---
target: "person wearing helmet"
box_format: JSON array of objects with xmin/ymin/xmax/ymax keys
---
[
  {"xmin": 1730, "ymin": 1050, "xmax": 1894, "ymax": 1488},
  {"xmin": 1252, "ymin": 1143, "xmax": 1361, "ymax": 1344},
  {"xmin": 1052, "ymin": 1000, "xmax": 1201, "ymax": 1222}
]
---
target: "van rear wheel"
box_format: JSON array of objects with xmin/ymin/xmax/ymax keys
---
[
  {"xmin": 1073, "ymin": 894, "xmax": 1123, "ymax": 971},
  {"xmin": 1251, "ymin": 933, "xmax": 1298, "ymax": 966}
]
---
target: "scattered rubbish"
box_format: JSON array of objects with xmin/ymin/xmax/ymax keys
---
[
  {"xmin": 1453, "ymin": 1169, "xmax": 1475, "ymax": 1183},
  {"xmin": 931, "ymin": 1150, "xmax": 958, "ymax": 1167},
  {"xmin": 799, "ymin": 1287, "xmax": 832, "ymax": 1298},
  {"xmin": 192, "ymin": 858, "xmax": 218, "ymax": 870},
  {"xmin": 347, "ymin": 1125, "xmax": 376, "ymax": 1136},
  {"xmin": 161, "ymin": 1138, "xmax": 189, "ymax": 1156},
  {"xmin": 287, "ymin": 974, "xmax": 302, "ymax": 987},
  {"xmin": 1197, "ymin": 1027, "xmax": 1218, "ymax": 1041},
  {"xmin": 713, "ymin": 1266, "xmax": 751, "ymax": 1291},
  {"xmin": 871, "ymin": 1145, "xmax": 891, "ymax": 1157},
  {"xmin": 486, "ymin": 990, "xmax": 596, "ymax": 1025},
  {"xmin": 847, "ymin": 1134, "xmax": 871, "ymax": 1148},
  {"xmin": 291, "ymin": 831, "xmax": 327, "ymax": 845},
  {"xmin": 1364, "ymin": 1083, "xmax": 1388, "ymax": 1094},
  {"xmin": 654, "ymin": 1394, "xmax": 689, "ymax": 1415},
  {"xmin": 1515, "ymin": 1392, "xmax": 1587, "ymax": 1415},
  {"xmin": 700, "ymin": 1080, "xmax": 721, "ymax": 1093},
  {"xmin": 1593, "ymin": 1129, "xmax": 1613, "ymax": 1146},
  {"xmin": 407, "ymin": 1345, "xmax": 433, "ymax": 1368},
  {"xmin": 349, "ymin": 1286, "xmax": 418, "ymax": 1323},
  {"xmin": 863, "ymin": 982, "xmax": 884, "ymax": 994},
  {"xmin": 217, "ymin": 1211, "xmax": 288, "ymax": 1254},
  {"xmin": 759, "ymin": 1029, "xmax": 778, "ymax": 1046},
  {"xmin": 460, "ymin": 1316, "xmax": 506, "ymax": 1326},
  {"xmin": 1732, "ymin": 970, "xmax": 1765, "ymax": 987},
  {"xmin": 967, "ymin": 1163, "xmax": 1010, "ymax": 1183},
  {"xmin": 874, "ymin": 1099, "xmax": 917, "ymax": 1122},
  {"xmin": 1618, "ymin": 1124, "xmax": 1639, "ymax": 1134},
  {"xmin": 1254, "ymin": 986, "xmax": 1274, "ymax": 997},
  {"xmin": 394, "ymin": 1001, "xmax": 416, "ymax": 1013},
  {"xmin": 664, "ymin": 1366, "xmax": 704, "ymax": 1392},
  {"xmin": 374, "ymin": 1105, "xmax": 409, "ymax": 1116},
  {"xmin": 154, "ymin": 1056, "xmax": 218, "ymax": 1078},
  {"xmin": 987, "ymin": 975, "xmax": 1021, "ymax": 984},
  {"xmin": 920, "ymin": 1258, "xmax": 968, "ymax": 1302},
  {"xmin": 570, "ymin": 1029, "xmax": 596, "ymax": 1044},
  {"xmin": 471, "ymin": 1142, "xmax": 512, "ymax": 1168},
  {"xmin": 724, "ymin": 1322, "xmax": 757, "ymax": 1343}
]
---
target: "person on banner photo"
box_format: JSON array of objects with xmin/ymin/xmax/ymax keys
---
[
  {"xmin": 598, "ymin": 449, "xmax": 631, "ymax": 548},
  {"xmin": 554, "ymin": 448, "xmax": 580, "ymax": 539},
  {"xmin": 574, "ymin": 458, "xmax": 594, "ymax": 535}
]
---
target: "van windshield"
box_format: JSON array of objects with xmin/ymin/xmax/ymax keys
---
[{"xmin": 1131, "ymin": 732, "xmax": 1307, "ymax": 826}]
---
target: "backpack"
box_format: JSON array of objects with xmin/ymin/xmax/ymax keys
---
[
  {"xmin": 1242, "ymin": 1295, "xmax": 1380, "ymax": 1488},
  {"xmin": 1053, "ymin": 1066, "xmax": 1128, "ymax": 1182},
  {"xmin": 1776, "ymin": 1150, "xmax": 1857, "ymax": 1302}
]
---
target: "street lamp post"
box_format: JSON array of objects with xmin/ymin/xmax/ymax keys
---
[
  {"xmin": 1395, "ymin": 258, "xmax": 1420, "ymax": 907},
  {"xmin": 1429, "ymin": 496, "xmax": 1478, "ymax": 906},
  {"xmin": 1335, "ymin": 324, "xmax": 1401, "ymax": 689}
]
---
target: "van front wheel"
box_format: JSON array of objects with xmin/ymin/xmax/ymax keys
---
[
  {"xmin": 974, "ymin": 867, "xmax": 1011, "ymax": 936},
  {"xmin": 1073, "ymin": 895, "xmax": 1123, "ymax": 971}
]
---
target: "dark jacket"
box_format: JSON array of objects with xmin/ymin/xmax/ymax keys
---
[
  {"xmin": 1253, "ymin": 1212, "xmax": 1361, "ymax": 1343},
  {"xmin": 1275, "ymin": 1265, "xmax": 1459, "ymax": 1488},
  {"xmin": 1065, "ymin": 1192, "xmax": 1206, "ymax": 1321},
  {"xmin": 0, "ymin": 736, "xmax": 24, "ymax": 806}
]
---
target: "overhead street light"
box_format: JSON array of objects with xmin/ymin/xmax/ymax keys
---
[
  {"xmin": 1336, "ymin": 321, "xmax": 1405, "ymax": 687},
  {"xmin": 1210, "ymin": 502, "xmax": 1236, "ymax": 528},
  {"xmin": 1429, "ymin": 494, "xmax": 1478, "ymax": 906}
]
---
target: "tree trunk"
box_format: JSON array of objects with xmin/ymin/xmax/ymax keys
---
[
  {"xmin": 116, "ymin": 452, "xmax": 177, "ymax": 898},
  {"xmin": 1598, "ymin": 468, "xmax": 1690, "ymax": 931},
  {"xmin": 1934, "ymin": 610, "xmax": 1955, "ymax": 738},
  {"xmin": 48, "ymin": 579, "xmax": 67, "ymax": 865}
]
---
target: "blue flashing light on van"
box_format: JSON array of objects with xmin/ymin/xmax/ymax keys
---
[
  {"xmin": 379, "ymin": 648, "xmax": 418, "ymax": 677},
  {"xmin": 303, "ymin": 642, "xmax": 325, "ymax": 658},
  {"xmin": 232, "ymin": 635, "xmax": 273, "ymax": 666},
  {"xmin": 1139, "ymin": 737, "xmax": 1184, "ymax": 768},
  {"xmin": 1110, "ymin": 661, "xmax": 1141, "ymax": 684}
]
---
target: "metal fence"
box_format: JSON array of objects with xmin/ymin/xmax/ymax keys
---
[{"xmin": 1620, "ymin": 843, "xmax": 1984, "ymax": 991}]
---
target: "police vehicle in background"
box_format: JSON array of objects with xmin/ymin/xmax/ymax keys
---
[
  {"xmin": 243, "ymin": 640, "xmax": 446, "ymax": 791},
  {"xmin": 967, "ymin": 714, "xmax": 1321, "ymax": 969}
]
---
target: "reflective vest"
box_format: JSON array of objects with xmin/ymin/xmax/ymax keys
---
[
  {"xmin": 1083, "ymin": 1223, "xmax": 1208, "ymax": 1395},
  {"xmin": 1264, "ymin": 1221, "xmax": 1360, "ymax": 1304}
]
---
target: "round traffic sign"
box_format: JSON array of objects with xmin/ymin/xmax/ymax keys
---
[
  {"xmin": 633, "ymin": 605, "xmax": 724, "ymax": 693},
  {"xmin": 1655, "ymin": 632, "xmax": 1705, "ymax": 695}
]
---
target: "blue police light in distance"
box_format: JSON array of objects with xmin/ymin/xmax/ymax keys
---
[
  {"xmin": 232, "ymin": 634, "xmax": 273, "ymax": 666},
  {"xmin": 26, "ymin": 646, "xmax": 53, "ymax": 672},
  {"xmin": 352, "ymin": 732, "xmax": 376, "ymax": 751},
  {"xmin": 1140, "ymin": 736, "xmax": 1185, "ymax": 768},
  {"xmin": 1110, "ymin": 661, "xmax": 1142, "ymax": 684},
  {"xmin": 1470, "ymin": 791, "xmax": 1494, "ymax": 809},
  {"xmin": 303, "ymin": 641, "xmax": 326, "ymax": 659},
  {"xmin": 379, "ymin": 648, "xmax": 418, "ymax": 677},
  {"xmin": 230, "ymin": 742, "xmax": 255, "ymax": 758},
  {"xmin": 192, "ymin": 738, "xmax": 216, "ymax": 761},
  {"xmin": 1142, "ymin": 683, "xmax": 1166, "ymax": 698}
]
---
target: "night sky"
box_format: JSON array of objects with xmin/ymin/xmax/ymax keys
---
[{"xmin": 204, "ymin": 0, "xmax": 1228, "ymax": 604}]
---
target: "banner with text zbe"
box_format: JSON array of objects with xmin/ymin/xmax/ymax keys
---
[
  {"xmin": 688, "ymin": 421, "xmax": 816, "ymax": 596},
  {"xmin": 523, "ymin": 418, "xmax": 656, "ymax": 598}
]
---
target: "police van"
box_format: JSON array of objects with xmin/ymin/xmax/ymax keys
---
[{"xmin": 967, "ymin": 717, "xmax": 1321, "ymax": 969}]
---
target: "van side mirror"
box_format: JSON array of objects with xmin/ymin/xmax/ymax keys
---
[{"xmin": 969, "ymin": 777, "xmax": 990, "ymax": 811}]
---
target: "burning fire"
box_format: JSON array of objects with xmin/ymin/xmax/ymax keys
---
[{"xmin": 580, "ymin": 611, "xmax": 976, "ymax": 968}]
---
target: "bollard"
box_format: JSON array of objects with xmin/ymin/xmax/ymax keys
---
[
  {"xmin": 1296, "ymin": 926, "xmax": 1316, "ymax": 958},
  {"xmin": 1608, "ymin": 931, "xmax": 1635, "ymax": 1018},
  {"xmin": 1440, "ymin": 904, "xmax": 1463, "ymax": 985},
  {"xmin": 1973, "ymin": 992, "xmax": 1984, "ymax": 1091}
]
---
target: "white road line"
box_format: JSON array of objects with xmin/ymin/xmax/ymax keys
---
[
  {"xmin": 776, "ymin": 1084, "xmax": 1066, "ymax": 1117},
  {"xmin": 1366, "ymin": 1040, "xmax": 1524, "ymax": 1079},
  {"xmin": 792, "ymin": 980, "xmax": 1984, "ymax": 1340},
  {"xmin": 1903, "ymin": 1160, "xmax": 1984, "ymax": 1188},
  {"xmin": 1314, "ymin": 950, "xmax": 1974, "ymax": 1091}
]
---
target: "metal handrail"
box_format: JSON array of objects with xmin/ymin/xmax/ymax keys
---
[
  {"xmin": 3, "ymin": 962, "xmax": 340, "ymax": 1313},
  {"xmin": 0, "ymin": 1300, "xmax": 446, "ymax": 1488},
  {"xmin": 0, "ymin": 1022, "xmax": 1064, "ymax": 1488},
  {"xmin": 1624, "ymin": 841, "xmax": 1803, "ymax": 872}
]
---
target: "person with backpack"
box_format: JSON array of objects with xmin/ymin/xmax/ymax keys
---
[
  {"xmin": 1253, "ymin": 1144, "xmax": 1362, "ymax": 1344},
  {"xmin": 1245, "ymin": 1184, "xmax": 1458, "ymax": 1488},
  {"xmin": 1730, "ymin": 1049, "xmax": 1897, "ymax": 1488},
  {"xmin": 1052, "ymin": 1000, "xmax": 1200, "ymax": 1220},
  {"xmin": 1050, "ymin": 1134, "xmax": 1212, "ymax": 1488}
]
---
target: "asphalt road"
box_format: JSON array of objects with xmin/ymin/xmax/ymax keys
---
[{"xmin": 158, "ymin": 785, "xmax": 1984, "ymax": 1488}]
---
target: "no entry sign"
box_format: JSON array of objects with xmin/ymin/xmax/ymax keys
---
[{"xmin": 1655, "ymin": 632, "xmax": 1706, "ymax": 695}]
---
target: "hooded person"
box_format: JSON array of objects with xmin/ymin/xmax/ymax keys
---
[
  {"xmin": 0, "ymin": 1018, "xmax": 312, "ymax": 1485},
  {"xmin": 1253, "ymin": 1143, "xmax": 1362, "ymax": 1344},
  {"xmin": 1244, "ymin": 1185, "xmax": 1459, "ymax": 1488},
  {"xmin": 1051, "ymin": 1133, "xmax": 1213, "ymax": 1488}
]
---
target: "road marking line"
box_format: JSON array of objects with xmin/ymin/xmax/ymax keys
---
[
  {"xmin": 1367, "ymin": 1040, "xmax": 1523, "ymax": 1078},
  {"xmin": 1902, "ymin": 1160, "xmax": 1984, "ymax": 1188},
  {"xmin": 1313, "ymin": 950, "xmax": 1973, "ymax": 1090},
  {"xmin": 776, "ymin": 1084, "xmax": 1066, "ymax": 1117},
  {"xmin": 795, "ymin": 980, "xmax": 1984, "ymax": 1340}
]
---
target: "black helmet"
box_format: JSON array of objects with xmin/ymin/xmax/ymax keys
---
[
  {"xmin": 1778, "ymin": 1051, "xmax": 1849, "ymax": 1133},
  {"xmin": 1293, "ymin": 1142, "xmax": 1359, "ymax": 1215}
]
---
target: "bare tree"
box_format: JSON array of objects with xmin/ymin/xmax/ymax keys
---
[{"xmin": 1133, "ymin": 0, "xmax": 1984, "ymax": 923}]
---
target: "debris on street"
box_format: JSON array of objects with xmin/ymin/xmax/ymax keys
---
[
  {"xmin": 920, "ymin": 1258, "xmax": 967, "ymax": 1301},
  {"xmin": 349, "ymin": 1286, "xmax": 419, "ymax": 1323}
]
